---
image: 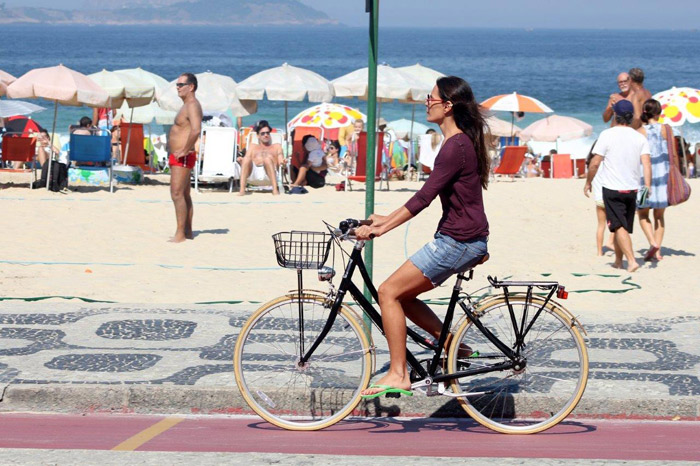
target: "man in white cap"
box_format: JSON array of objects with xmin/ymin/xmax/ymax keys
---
[{"xmin": 585, "ymin": 99, "xmax": 652, "ymax": 272}]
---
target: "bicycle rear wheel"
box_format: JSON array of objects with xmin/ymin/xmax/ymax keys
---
[
  {"xmin": 233, "ymin": 292, "xmax": 373, "ymax": 430},
  {"xmin": 448, "ymin": 295, "xmax": 588, "ymax": 434}
]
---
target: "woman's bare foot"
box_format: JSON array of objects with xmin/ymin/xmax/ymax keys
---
[
  {"xmin": 168, "ymin": 235, "xmax": 186, "ymax": 243},
  {"xmin": 627, "ymin": 262, "xmax": 640, "ymax": 272},
  {"xmin": 360, "ymin": 373, "xmax": 411, "ymax": 396},
  {"xmin": 612, "ymin": 261, "xmax": 623, "ymax": 269}
]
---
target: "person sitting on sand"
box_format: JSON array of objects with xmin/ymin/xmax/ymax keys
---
[
  {"xmin": 70, "ymin": 116, "xmax": 94, "ymax": 135},
  {"xmin": 525, "ymin": 154, "xmax": 542, "ymax": 178},
  {"xmin": 585, "ymin": 100, "xmax": 651, "ymax": 272},
  {"xmin": 289, "ymin": 135, "xmax": 327, "ymax": 192},
  {"xmin": 237, "ymin": 120, "xmax": 283, "ymax": 196}
]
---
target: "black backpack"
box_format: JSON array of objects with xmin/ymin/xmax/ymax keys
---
[{"xmin": 34, "ymin": 160, "xmax": 68, "ymax": 191}]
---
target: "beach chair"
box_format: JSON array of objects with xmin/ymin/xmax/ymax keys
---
[
  {"xmin": 246, "ymin": 129, "xmax": 284, "ymax": 148},
  {"xmin": 238, "ymin": 127, "xmax": 254, "ymax": 154},
  {"xmin": 120, "ymin": 123, "xmax": 153, "ymax": 171},
  {"xmin": 493, "ymin": 146, "xmax": 528, "ymax": 179},
  {"xmin": 572, "ymin": 158, "xmax": 586, "ymax": 178},
  {"xmin": 0, "ymin": 134, "xmax": 38, "ymax": 188},
  {"xmin": 541, "ymin": 157, "xmax": 551, "ymax": 178},
  {"xmin": 288, "ymin": 127, "xmax": 324, "ymax": 185},
  {"xmin": 499, "ymin": 136, "xmax": 520, "ymax": 148},
  {"xmin": 346, "ymin": 131, "xmax": 386, "ymax": 191},
  {"xmin": 69, "ymin": 131, "xmax": 114, "ymax": 192},
  {"xmin": 551, "ymin": 153, "xmax": 573, "ymax": 179},
  {"xmin": 195, "ymin": 126, "xmax": 239, "ymax": 193},
  {"xmin": 417, "ymin": 133, "xmax": 441, "ymax": 181}
]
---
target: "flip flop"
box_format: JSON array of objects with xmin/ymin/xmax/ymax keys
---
[
  {"xmin": 644, "ymin": 246, "xmax": 659, "ymax": 262},
  {"xmin": 361, "ymin": 384, "xmax": 413, "ymax": 400}
]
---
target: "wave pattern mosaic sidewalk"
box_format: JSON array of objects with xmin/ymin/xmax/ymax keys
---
[{"xmin": 0, "ymin": 303, "xmax": 698, "ymax": 418}]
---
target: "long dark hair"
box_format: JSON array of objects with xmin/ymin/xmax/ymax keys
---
[
  {"xmin": 641, "ymin": 99, "xmax": 662, "ymax": 124},
  {"xmin": 436, "ymin": 76, "xmax": 489, "ymax": 189}
]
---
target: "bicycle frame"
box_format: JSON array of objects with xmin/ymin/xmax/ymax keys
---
[{"xmin": 300, "ymin": 240, "xmax": 562, "ymax": 386}]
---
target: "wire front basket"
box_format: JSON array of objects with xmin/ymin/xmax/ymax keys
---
[{"xmin": 272, "ymin": 231, "xmax": 333, "ymax": 270}]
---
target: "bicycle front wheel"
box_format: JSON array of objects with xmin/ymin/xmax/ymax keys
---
[
  {"xmin": 233, "ymin": 292, "xmax": 373, "ymax": 430},
  {"xmin": 448, "ymin": 295, "xmax": 588, "ymax": 434}
]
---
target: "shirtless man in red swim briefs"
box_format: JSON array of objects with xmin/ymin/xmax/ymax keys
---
[{"xmin": 168, "ymin": 72, "xmax": 202, "ymax": 243}]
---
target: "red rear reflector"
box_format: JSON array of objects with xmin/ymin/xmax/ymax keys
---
[{"xmin": 557, "ymin": 286, "xmax": 568, "ymax": 299}]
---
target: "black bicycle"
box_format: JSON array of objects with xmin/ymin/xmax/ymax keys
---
[{"xmin": 233, "ymin": 219, "xmax": 589, "ymax": 433}]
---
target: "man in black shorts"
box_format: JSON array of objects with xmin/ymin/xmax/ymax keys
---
[{"xmin": 584, "ymin": 100, "xmax": 651, "ymax": 272}]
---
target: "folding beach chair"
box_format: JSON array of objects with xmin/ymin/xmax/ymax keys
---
[
  {"xmin": 288, "ymin": 126, "xmax": 324, "ymax": 186},
  {"xmin": 195, "ymin": 126, "xmax": 238, "ymax": 192},
  {"xmin": 551, "ymin": 153, "xmax": 573, "ymax": 179},
  {"xmin": 499, "ymin": 136, "xmax": 520, "ymax": 148},
  {"xmin": 493, "ymin": 146, "xmax": 528, "ymax": 179},
  {"xmin": 573, "ymin": 158, "xmax": 586, "ymax": 178},
  {"xmin": 238, "ymin": 127, "xmax": 254, "ymax": 154},
  {"xmin": 0, "ymin": 134, "xmax": 38, "ymax": 188},
  {"xmin": 69, "ymin": 131, "xmax": 114, "ymax": 192},
  {"xmin": 417, "ymin": 133, "xmax": 441, "ymax": 181},
  {"xmin": 120, "ymin": 123, "xmax": 153, "ymax": 172},
  {"xmin": 346, "ymin": 131, "xmax": 387, "ymax": 191}
]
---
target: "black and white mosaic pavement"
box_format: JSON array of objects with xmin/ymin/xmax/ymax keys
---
[{"xmin": 0, "ymin": 304, "xmax": 698, "ymax": 399}]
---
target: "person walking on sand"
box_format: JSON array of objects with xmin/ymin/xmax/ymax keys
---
[
  {"xmin": 629, "ymin": 68, "xmax": 652, "ymax": 129},
  {"xmin": 354, "ymin": 76, "xmax": 490, "ymax": 398},
  {"xmin": 603, "ymin": 72, "xmax": 634, "ymax": 127},
  {"xmin": 168, "ymin": 73, "xmax": 202, "ymax": 243},
  {"xmin": 637, "ymin": 99, "xmax": 672, "ymax": 261},
  {"xmin": 585, "ymin": 100, "xmax": 652, "ymax": 272}
]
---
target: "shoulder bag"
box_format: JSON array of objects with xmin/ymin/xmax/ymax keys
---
[{"xmin": 665, "ymin": 124, "xmax": 691, "ymax": 206}]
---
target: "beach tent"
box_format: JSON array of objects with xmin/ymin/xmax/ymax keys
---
[
  {"xmin": 236, "ymin": 63, "xmax": 334, "ymax": 148},
  {"xmin": 6, "ymin": 64, "xmax": 110, "ymax": 189}
]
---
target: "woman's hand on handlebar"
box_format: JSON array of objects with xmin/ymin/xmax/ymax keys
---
[
  {"xmin": 367, "ymin": 213, "xmax": 387, "ymax": 228},
  {"xmin": 354, "ymin": 224, "xmax": 379, "ymax": 240}
]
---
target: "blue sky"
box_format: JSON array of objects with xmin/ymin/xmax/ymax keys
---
[{"xmin": 5, "ymin": 0, "xmax": 700, "ymax": 29}]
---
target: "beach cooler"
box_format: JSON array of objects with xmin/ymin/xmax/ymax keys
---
[
  {"xmin": 68, "ymin": 166, "xmax": 111, "ymax": 187},
  {"xmin": 113, "ymin": 165, "xmax": 143, "ymax": 184}
]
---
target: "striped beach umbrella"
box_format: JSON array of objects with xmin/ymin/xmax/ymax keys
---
[{"xmin": 481, "ymin": 92, "xmax": 554, "ymax": 113}]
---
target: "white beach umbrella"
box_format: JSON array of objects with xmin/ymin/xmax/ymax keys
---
[
  {"xmin": 387, "ymin": 118, "xmax": 432, "ymax": 139},
  {"xmin": 484, "ymin": 115, "xmax": 522, "ymax": 137},
  {"xmin": 114, "ymin": 101, "xmax": 176, "ymax": 125},
  {"xmin": 397, "ymin": 64, "xmax": 445, "ymax": 101},
  {"xmin": 7, "ymin": 64, "xmax": 110, "ymax": 189},
  {"xmin": 87, "ymin": 69, "xmax": 155, "ymax": 109},
  {"xmin": 332, "ymin": 64, "xmax": 426, "ymax": 102},
  {"xmin": 157, "ymin": 71, "xmax": 256, "ymax": 117},
  {"xmin": 236, "ymin": 62, "xmax": 333, "ymax": 136},
  {"xmin": 0, "ymin": 100, "xmax": 46, "ymax": 118},
  {"xmin": 0, "ymin": 70, "xmax": 16, "ymax": 97}
]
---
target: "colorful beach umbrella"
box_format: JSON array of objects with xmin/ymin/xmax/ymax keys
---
[
  {"xmin": 3, "ymin": 115, "xmax": 45, "ymax": 136},
  {"xmin": 87, "ymin": 69, "xmax": 155, "ymax": 109},
  {"xmin": 653, "ymin": 87, "xmax": 700, "ymax": 126},
  {"xmin": 287, "ymin": 103, "xmax": 365, "ymax": 131},
  {"xmin": 481, "ymin": 92, "xmax": 554, "ymax": 113},
  {"xmin": 520, "ymin": 115, "xmax": 592, "ymax": 143},
  {"xmin": 0, "ymin": 100, "xmax": 46, "ymax": 118}
]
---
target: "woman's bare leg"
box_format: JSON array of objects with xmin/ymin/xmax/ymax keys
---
[
  {"xmin": 596, "ymin": 205, "xmax": 607, "ymax": 256},
  {"xmin": 360, "ymin": 260, "xmax": 434, "ymax": 396},
  {"xmin": 637, "ymin": 208, "xmax": 656, "ymax": 248},
  {"xmin": 653, "ymin": 208, "xmax": 666, "ymax": 259}
]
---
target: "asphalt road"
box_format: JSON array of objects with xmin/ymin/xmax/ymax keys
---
[{"xmin": 0, "ymin": 414, "xmax": 698, "ymax": 463}]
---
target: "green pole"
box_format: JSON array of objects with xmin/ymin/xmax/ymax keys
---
[{"xmin": 363, "ymin": 0, "xmax": 379, "ymax": 333}]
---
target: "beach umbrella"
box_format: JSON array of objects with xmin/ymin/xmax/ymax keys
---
[
  {"xmin": 114, "ymin": 100, "xmax": 176, "ymax": 126},
  {"xmin": 520, "ymin": 115, "xmax": 592, "ymax": 143},
  {"xmin": 387, "ymin": 118, "xmax": 431, "ymax": 139},
  {"xmin": 332, "ymin": 64, "xmax": 426, "ymax": 102},
  {"xmin": 236, "ymin": 63, "xmax": 333, "ymax": 141},
  {"xmin": 87, "ymin": 69, "xmax": 155, "ymax": 109},
  {"xmin": 6, "ymin": 64, "xmax": 110, "ymax": 189},
  {"xmin": 484, "ymin": 115, "xmax": 522, "ymax": 137},
  {"xmin": 481, "ymin": 92, "xmax": 553, "ymax": 136},
  {"xmin": 287, "ymin": 103, "xmax": 366, "ymax": 131},
  {"xmin": 0, "ymin": 100, "xmax": 46, "ymax": 118},
  {"xmin": 157, "ymin": 71, "xmax": 256, "ymax": 117},
  {"xmin": 3, "ymin": 115, "xmax": 45, "ymax": 135},
  {"xmin": 0, "ymin": 70, "xmax": 16, "ymax": 97},
  {"xmin": 653, "ymin": 86, "xmax": 700, "ymax": 176}
]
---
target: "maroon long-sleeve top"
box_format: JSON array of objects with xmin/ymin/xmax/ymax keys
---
[{"xmin": 404, "ymin": 133, "xmax": 489, "ymax": 242}]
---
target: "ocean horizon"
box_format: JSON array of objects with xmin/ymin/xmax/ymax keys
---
[{"xmin": 2, "ymin": 24, "xmax": 699, "ymax": 148}]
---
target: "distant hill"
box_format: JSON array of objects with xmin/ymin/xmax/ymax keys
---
[{"xmin": 0, "ymin": 0, "xmax": 338, "ymax": 26}]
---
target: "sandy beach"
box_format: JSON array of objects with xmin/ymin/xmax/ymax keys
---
[{"xmin": 1, "ymin": 172, "xmax": 697, "ymax": 322}]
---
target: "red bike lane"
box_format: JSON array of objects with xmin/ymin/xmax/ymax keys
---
[{"xmin": 0, "ymin": 414, "xmax": 698, "ymax": 461}]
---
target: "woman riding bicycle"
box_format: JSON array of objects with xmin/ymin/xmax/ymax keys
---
[{"xmin": 355, "ymin": 76, "xmax": 490, "ymax": 398}]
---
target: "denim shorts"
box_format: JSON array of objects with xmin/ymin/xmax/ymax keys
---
[{"xmin": 410, "ymin": 232, "xmax": 488, "ymax": 286}]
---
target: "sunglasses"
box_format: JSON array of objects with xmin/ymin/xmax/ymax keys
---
[
  {"xmin": 426, "ymin": 94, "xmax": 446, "ymax": 104},
  {"xmin": 176, "ymin": 82, "xmax": 191, "ymax": 88},
  {"xmin": 258, "ymin": 131, "xmax": 271, "ymax": 136}
]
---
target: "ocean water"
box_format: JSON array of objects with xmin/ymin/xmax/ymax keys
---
[{"xmin": 1, "ymin": 25, "xmax": 699, "ymax": 145}]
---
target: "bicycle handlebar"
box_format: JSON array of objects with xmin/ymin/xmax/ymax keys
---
[{"xmin": 335, "ymin": 218, "xmax": 374, "ymax": 240}]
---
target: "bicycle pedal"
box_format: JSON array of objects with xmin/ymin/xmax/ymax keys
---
[{"xmin": 385, "ymin": 392, "xmax": 401, "ymax": 398}]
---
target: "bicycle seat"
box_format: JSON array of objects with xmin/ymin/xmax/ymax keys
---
[{"xmin": 476, "ymin": 254, "xmax": 489, "ymax": 266}]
